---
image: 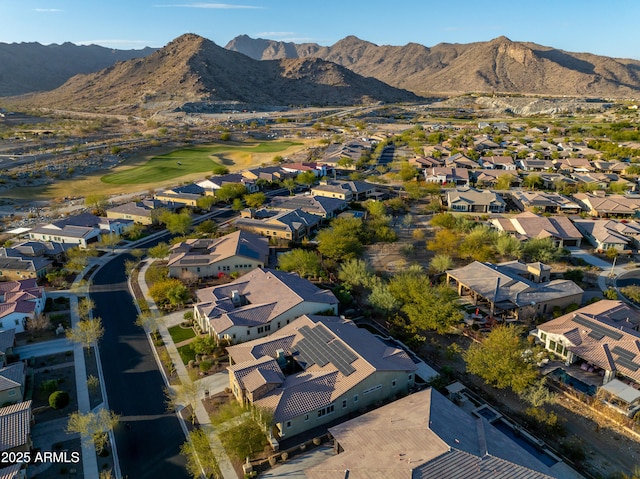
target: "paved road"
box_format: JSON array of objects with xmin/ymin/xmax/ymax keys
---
[
  {"xmin": 91, "ymin": 254, "xmax": 190, "ymax": 479},
  {"xmin": 616, "ymin": 269, "xmax": 640, "ymax": 289}
]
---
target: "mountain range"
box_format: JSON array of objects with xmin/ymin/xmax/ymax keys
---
[
  {"xmin": 226, "ymin": 34, "xmax": 640, "ymax": 98},
  {"xmin": 0, "ymin": 42, "xmax": 155, "ymax": 96},
  {"xmin": 3, "ymin": 33, "xmax": 640, "ymax": 115},
  {"xmin": 4, "ymin": 34, "xmax": 418, "ymax": 114}
]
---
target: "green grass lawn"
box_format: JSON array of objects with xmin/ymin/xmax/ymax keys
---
[
  {"xmin": 177, "ymin": 344, "xmax": 196, "ymax": 365},
  {"xmin": 100, "ymin": 140, "xmax": 301, "ymax": 185},
  {"xmin": 168, "ymin": 325, "xmax": 196, "ymax": 344}
]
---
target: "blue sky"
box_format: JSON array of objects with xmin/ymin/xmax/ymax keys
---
[{"xmin": 1, "ymin": 0, "xmax": 639, "ymax": 60}]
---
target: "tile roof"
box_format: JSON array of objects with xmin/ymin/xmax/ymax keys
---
[
  {"xmin": 0, "ymin": 302, "xmax": 37, "ymax": 319},
  {"xmin": 573, "ymin": 219, "xmax": 634, "ymax": 246},
  {"xmin": 195, "ymin": 269, "xmax": 337, "ymax": 334},
  {"xmin": 306, "ymin": 389, "xmax": 558, "ymax": 479},
  {"xmin": 493, "ymin": 212, "xmax": 582, "ymax": 242},
  {"xmin": 0, "ymin": 463, "xmax": 22, "ymax": 479},
  {"xmin": 227, "ymin": 315, "xmax": 416, "ymax": 423},
  {"xmin": 447, "ymin": 261, "xmax": 583, "ymax": 307},
  {"xmin": 0, "ymin": 401, "xmax": 31, "ymax": 452},
  {"xmin": 538, "ymin": 301, "xmax": 640, "ymax": 383},
  {"xmin": 0, "ymin": 362, "xmax": 24, "ymax": 392},
  {"xmin": 268, "ymin": 195, "xmax": 346, "ymax": 217},
  {"xmin": 446, "ymin": 187, "xmax": 505, "ymax": 207},
  {"xmin": 0, "ymin": 329, "xmax": 15, "ymax": 354},
  {"xmin": 168, "ymin": 230, "xmax": 268, "ymax": 268}
]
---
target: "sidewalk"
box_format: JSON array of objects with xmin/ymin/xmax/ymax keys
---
[{"xmin": 137, "ymin": 259, "xmax": 238, "ymax": 479}]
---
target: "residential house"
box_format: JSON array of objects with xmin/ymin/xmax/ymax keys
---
[
  {"xmin": 539, "ymin": 173, "xmax": 578, "ymax": 190},
  {"xmin": 517, "ymin": 159, "xmax": 555, "ymax": 171},
  {"xmin": 445, "ymin": 188, "xmax": 506, "ymax": 213},
  {"xmin": 196, "ymin": 174, "xmax": 259, "ymax": 194},
  {"xmin": 593, "ymin": 161, "xmax": 632, "ymax": 175},
  {"xmin": 422, "ymin": 144, "xmax": 450, "ymax": 158},
  {"xmin": 167, "ymin": 230, "xmax": 269, "ymax": 279},
  {"xmin": 10, "ymin": 241, "xmax": 68, "ymax": 263},
  {"xmin": 492, "ymin": 212, "xmax": 582, "ymax": 247},
  {"xmin": 554, "ymin": 157, "xmax": 595, "ymax": 173},
  {"xmin": 106, "ymin": 199, "xmax": 180, "ymax": 225},
  {"xmin": 446, "ymin": 261, "xmax": 583, "ymax": 321},
  {"xmin": 509, "ymin": 191, "xmax": 581, "ymax": 214},
  {"xmin": 235, "ymin": 208, "xmax": 321, "ymax": 241},
  {"xmin": 473, "ymin": 136, "xmax": 500, "ymax": 151},
  {"xmin": 319, "ymin": 139, "xmax": 374, "ymax": 169},
  {"xmin": 154, "ymin": 184, "xmax": 205, "ymax": 207},
  {"xmin": 572, "ymin": 192, "xmax": 640, "ymax": 217},
  {"xmin": 533, "ymin": 301, "xmax": 640, "ymax": 415},
  {"xmin": 478, "ymin": 156, "xmax": 516, "ymax": 170},
  {"xmin": 424, "ymin": 167, "xmax": 470, "ymax": 187},
  {"xmin": 193, "ymin": 268, "xmax": 338, "ymax": 341},
  {"xmin": 0, "ymin": 279, "xmax": 46, "ymax": 333},
  {"xmin": 226, "ymin": 314, "xmax": 416, "ymax": 445},
  {"xmin": 268, "ymin": 195, "xmax": 347, "ymax": 219},
  {"xmin": 573, "ymin": 219, "xmax": 640, "ymax": 252},
  {"xmin": 571, "ymin": 172, "xmax": 628, "ymax": 190},
  {"xmin": 0, "ymin": 401, "xmax": 32, "ymax": 455},
  {"xmin": 242, "ymin": 166, "xmax": 294, "ymax": 183},
  {"xmin": 0, "ymin": 248, "xmax": 52, "ymax": 281},
  {"xmin": 28, "ymin": 213, "xmax": 132, "ymax": 248},
  {"xmin": 0, "ymin": 329, "xmax": 15, "ymax": 367},
  {"xmin": 282, "ymin": 162, "xmax": 328, "ymax": 178},
  {"xmin": 311, "ymin": 180, "xmax": 376, "ymax": 202},
  {"xmin": 473, "ymin": 169, "xmax": 521, "ymax": 188},
  {"xmin": 0, "ymin": 362, "xmax": 26, "ymax": 405},
  {"xmin": 445, "ymin": 153, "xmax": 479, "ymax": 169},
  {"xmin": 409, "ymin": 156, "xmax": 444, "ymax": 169},
  {"xmin": 306, "ymin": 388, "xmax": 570, "ymax": 479}
]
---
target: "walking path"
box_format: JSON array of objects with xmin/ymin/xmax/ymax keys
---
[
  {"xmin": 136, "ymin": 259, "xmax": 238, "ymax": 479},
  {"xmin": 568, "ymin": 248, "xmax": 632, "ymax": 296}
]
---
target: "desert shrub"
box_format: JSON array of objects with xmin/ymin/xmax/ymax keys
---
[
  {"xmin": 49, "ymin": 390, "xmax": 70, "ymax": 409},
  {"xmin": 41, "ymin": 379, "xmax": 60, "ymax": 395},
  {"xmin": 199, "ymin": 360, "xmax": 213, "ymax": 372}
]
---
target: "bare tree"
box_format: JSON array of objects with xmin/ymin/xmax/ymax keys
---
[
  {"xmin": 66, "ymin": 317, "xmax": 104, "ymax": 355},
  {"xmin": 164, "ymin": 380, "xmax": 203, "ymax": 425},
  {"xmin": 67, "ymin": 408, "xmax": 120, "ymax": 454}
]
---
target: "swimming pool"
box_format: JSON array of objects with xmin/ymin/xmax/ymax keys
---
[
  {"xmin": 549, "ymin": 368, "xmax": 597, "ymax": 396},
  {"xmin": 493, "ymin": 420, "xmax": 559, "ymax": 467}
]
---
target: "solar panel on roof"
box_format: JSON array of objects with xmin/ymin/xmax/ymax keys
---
[
  {"xmin": 588, "ymin": 331, "xmax": 605, "ymax": 340},
  {"xmin": 573, "ymin": 316, "xmax": 623, "ymax": 340},
  {"xmin": 612, "ymin": 346, "xmax": 637, "ymax": 360},
  {"xmin": 295, "ymin": 324, "xmax": 358, "ymax": 376},
  {"xmin": 616, "ymin": 357, "xmax": 640, "ymax": 372}
]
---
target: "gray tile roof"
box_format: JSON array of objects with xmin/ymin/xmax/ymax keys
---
[
  {"xmin": 0, "ymin": 329, "xmax": 15, "ymax": 355},
  {"xmin": 0, "ymin": 401, "xmax": 31, "ymax": 452},
  {"xmin": 0, "ymin": 362, "xmax": 25, "ymax": 392},
  {"xmin": 306, "ymin": 389, "xmax": 559, "ymax": 479}
]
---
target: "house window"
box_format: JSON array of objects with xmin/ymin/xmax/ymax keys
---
[
  {"xmin": 286, "ymin": 420, "xmax": 292, "ymax": 429},
  {"xmin": 8, "ymin": 389, "xmax": 15, "ymax": 396},
  {"xmin": 540, "ymin": 332, "xmax": 547, "ymax": 342},
  {"xmin": 353, "ymin": 394, "xmax": 358, "ymax": 403},
  {"xmin": 304, "ymin": 414, "xmax": 309, "ymax": 422},
  {"xmin": 317, "ymin": 404, "xmax": 335, "ymax": 418},
  {"xmin": 342, "ymin": 399, "xmax": 347, "ymax": 408},
  {"xmin": 392, "ymin": 380, "xmax": 397, "ymax": 388},
  {"xmin": 549, "ymin": 340, "xmax": 556, "ymax": 351},
  {"xmin": 408, "ymin": 374, "xmax": 413, "ymax": 381},
  {"xmin": 247, "ymin": 330, "xmax": 251, "ymax": 336}
]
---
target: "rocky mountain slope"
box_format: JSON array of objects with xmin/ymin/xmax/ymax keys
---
[
  {"xmin": 6, "ymin": 34, "xmax": 419, "ymax": 114},
  {"xmin": 226, "ymin": 35, "xmax": 640, "ymax": 97},
  {"xmin": 0, "ymin": 41, "xmax": 155, "ymax": 96}
]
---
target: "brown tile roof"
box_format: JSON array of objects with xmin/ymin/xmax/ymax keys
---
[
  {"xmin": 494, "ymin": 212, "xmax": 582, "ymax": 242},
  {"xmin": 0, "ymin": 401, "xmax": 31, "ymax": 452},
  {"xmin": 227, "ymin": 315, "xmax": 416, "ymax": 423},
  {"xmin": 539, "ymin": 301, "xmax": 640, "ymax": 382}
]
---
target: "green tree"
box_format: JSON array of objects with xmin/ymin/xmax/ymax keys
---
[
  {"xmin": 278, "ymin": 249, "xmax": 323, "ymax": 278},
  {"xmin": 430, "ymin": 213, "xmax": 457, "ymax": 230},
  {"xmin": 66, "ymin": 318, "xmax": 104, "ymax": 355},
  {"xmin": 148, "ymin": 242, "xmax": 170, "ymax": 259},
  {"xmin": 85, "ymin": 193, "xmax": 108, "ymax": 214},
  {"xmin": 365, "ymin": 200, "xmax": 387, "ymax": 218},
  {"xmin": 317, "ymin": 217, "xmax": 365, "ymax": 261},
  {"xmin": 165, "ymin": 381, "xmax": 203, "ymax": 425},
  {"xmin": 429, "ymin": 254, "xmax": 454, "ymax": 274},
  {"xmin": 190, "ymin": 335, "xmax": 217, "ymax": 355},
  {"xmin": 160, "ymin": 211, "xmax": 193, "ymax": 235},
  {"xmin": 296, "ymin": 171, "xmax": 316, "ymax": 188},
  {"xmin": 495, "ymin": 174, "xmax": 514, "ymax": 190},
  {"xmin": 606, "ymin": 247, "xmax": 620, "ymax": 260},
  {"xmin": 219, "ymin": 418, "xmax": 268, "ymax": 461},
  {"xmin": 65, "ymin": 247, "xmax": 99, "ymax": 273},
  {"xmin": 397, "ymin": 161, "xmax": 418, "ymax": 181},
  {"xmin": 196, "ymin": 195, "xmax": 218, "ymax": 211},
  {"xmin": 76, "ymin": 297, "xmax": 95, "ymax": 321},
  {"xmin": 495, "ymin": 234, "xmax": 523, "ymax": 259},
  {"xmin": 244, "ymin": 192, "xmax": 266, "ymax": 209},
  {"xmin": 367, "ymin": 277, "xmax": 400, "ymax": 313},
  {"xmin": 180, "ymin": 430, "xmax": 220, "ymax": 479},
  {"xmin": 520, "ymin": 378, "xmax": 556, "ymax": 407},
  {"xmin": 522, "ymin": 174, "xmax": 543, "ymax": 190},
  {"xmin": 337, "ymin": 258, "xmax": 373, "ymax": 290},
  {"xmin": 212, "ymin": 164, "xmax": 229, "ymax": 175},
  {"xmin": 215, "ymin": 183, "xmax": 247, "ymax": 203},
  {"xmin": 195, "ymin": 219, "xmax": 218, "ymax": 235},
  {"xmin": 282, "ymin": 178, "xmax": 296, "ymax": 195},
  {"xmin": 135, "ymin": 311, "xmax": 161, "ymax": 341},
  {"xmin": 522, "ymin": 237, "xmax": 563, "ymax": 263},
  {"xmin": 231, "ymin": 198, "xmax": 244, "ymax": 212},
  {"xmin": 426, "ymin": 229, "xmax": 460, "ymax": 257},
  {"xmin": 388, "ymin": 272, "xmax": 463, "ymax": 334},
  {"xmin": 464, "ymin": 324, "xmax": 538, "ymax": 393},
  {"xmin": 459, "ymin": 225, "xmax": 497, "ymax": 262},
  {"xmin": 67, "ymin": 409, "xmax": 120, "ymax": 455},
  {"xmin": 149, "ymin": 278, "xmax": 190, "ymax": 308}
]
